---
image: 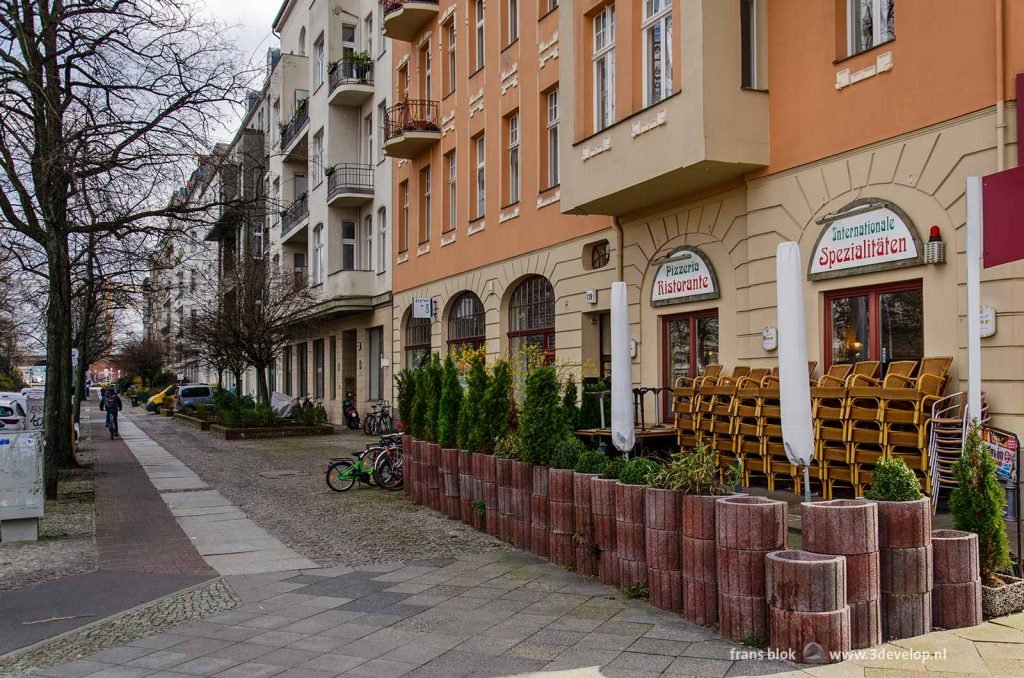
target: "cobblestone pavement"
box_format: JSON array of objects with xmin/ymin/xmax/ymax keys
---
[{"xmin": 128, "ymin": 409, "xmax": 511, "ymax": 566}]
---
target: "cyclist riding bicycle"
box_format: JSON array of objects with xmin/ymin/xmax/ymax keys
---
[{"xmin": 100, "ymin": 389, "xmax": 123, "ymax": 438}]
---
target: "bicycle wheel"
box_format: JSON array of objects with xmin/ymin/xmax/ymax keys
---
[
  {"xmin": 362, "ymin": 413, "xmax": 373, "ymax": 435},
  {"xmin": 373, "ymin": 451, "xmax": 403, "ymax": 491},
  {"xmin": 368, "ymin": 415, "xmax": 380, "ymax": 437},
  {"xmin": 326, "ymin": 460, "xmax": 358, "ymax": 492},
  {"xmin": 380, "ymin": 414, "xmax": 394, "ymax": 434}
]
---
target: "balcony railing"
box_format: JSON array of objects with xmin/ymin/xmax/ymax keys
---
[
  {"xmin": 327, "ymin": 163, "xmax": 374, "ymax": 201},
  {"xmin": 382, "ymin": 0, "xmax": 439, "ymax": 17},
  {"xmin": 384, "ymin": 100, "xmax": 440, "ymax": 140},
  {"xmin": 329, "ymin": 60, "xmax": 374, "ymax": 90},
  {"xmin": 281, "ymin": 102, "xmax": 309, "ymax": 150},
  {"xmin": 281, "ymin": 192, "xmax": 309, "ymax": 233}
]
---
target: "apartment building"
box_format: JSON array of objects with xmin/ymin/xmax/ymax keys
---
[
  {"xmin": 266, "ymin": 0, "xmax": 395, "ymax": 418},
  {"xmin": 555, "ymin": 0, "xmax": 1024, "ymax": 431},
  {"xmin": 385, "ymin": 0, "xmax": 613, "ymax": 376}
]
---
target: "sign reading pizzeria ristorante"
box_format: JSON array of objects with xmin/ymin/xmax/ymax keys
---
[
  {"xmin": 651, "ymin": 246, "xmax": 720, "ymax": 307},
  {"xmin": 808, "ymin": 199, "xmax": 923, "ymax": 280}
]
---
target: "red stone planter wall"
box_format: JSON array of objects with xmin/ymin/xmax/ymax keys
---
[
  {"xmin": 802, "ymin": 499, "xmax": 881, "ymax": 649},
  {"xmin": 715, "ymin": 496, "xmax": 786, "ymax": 642},
  {"xmin": 766, "ymin": 550, "xmax": 851, "ymax": 663},
  {"xmin": 408, "ymin": 440, "xmax": 421, "ymax": 504},
  {"xmin": 458, "ymin": 450, "xmax": 473, "ymax": 526},
  {"xmin": 876, "ymin": 499, "xmax": 932, "ymax": 640},
  {"xmin": 591, "ymin": 477, "xmax": 619, "ymax": 586},
  {"xmin": 427, "ymin": 444, "xmax": 443, "ymax": 511},
  {"xmin": 931, "ymin": 529, "xmax": 983, "ymax": 629},
  {"xmin": 645, "ymin": 488, "xmax": 684, "ymax": 612},
  {"xmin": 481, "ymin": 455, "xmax": 499, "ymax": 537},
  {"xmin": 441, "ymin": 448, "xmax": 461, "ymax": 520},
  {"xmin": 574, "ymin": 473, "xmax": 600, "ymax": 577},
  {"xmin": 549, "ymin": 469, "xmax": 576, "ymax": 568},
  {"xmin": 402, "ymin": 435, "xmax": 413, "ymax": 499},
  {"xmin": 470, "ymin": 453, "xmax": 486, "ymax": 531},
  {"xmin": 616, "ymin": 483, "xmax": 648, "ymax": 589},
  {"xmin": 496, "ymin": 458, "xmax": 514, "ymax": 543},
  {"xmin": 531, "ymin": 466, "xmax": 551, "ymax": 558},
  {"xmin": 681, "ymin": 494, "xmax": 721, "ymax": 626},
  {"xmin": 511, "ymin": 461, "xmax": 533, "ymax": 549}
]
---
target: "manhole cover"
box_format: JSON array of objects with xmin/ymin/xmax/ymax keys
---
[{"xmin": 258, "ymin": 470, "xmax": 301, "ymax": 479}]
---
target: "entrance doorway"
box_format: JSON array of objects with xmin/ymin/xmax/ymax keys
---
[
  {"xmin": 662, "ymin": 310, "xmax": 719, "ymax": 422},
  {"xmin": 341, "ymin": 330, "xmax": 357, "ymax": 399}
]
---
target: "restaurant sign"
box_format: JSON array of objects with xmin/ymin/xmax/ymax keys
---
[
  {"xmin": 808, "ymin": 199, "xmax": 922, "ymax": 280},
  {"xmin": 651, "ymin": 246, "xmax": 719, "ymax": 307}
]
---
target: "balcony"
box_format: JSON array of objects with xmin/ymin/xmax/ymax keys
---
[
  {"xmin": 383, "ymin": 100, "xmax": 440, "ymax": 159},
  {"xmin": 381, "ymin": 0, "xmax": 439, "ymax": 42},
  {"xmin": 328, "ymin": 60, "xmax": 374, "ymax": 107},
  {"xmin": 327, "ymin": 163, "xmax": 374, "ymax": 207},
  {"xmin": 281, "ymin": 192, "xmax": 309, "ymax": 237},
  {"xmin": 280, "ymin": 102, "xmax": 309, "ymax": 161}
]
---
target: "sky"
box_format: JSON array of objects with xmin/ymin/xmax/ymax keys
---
[{"xmin": 200, "ymin": 0, "xmax": 282, "ymax": 68}]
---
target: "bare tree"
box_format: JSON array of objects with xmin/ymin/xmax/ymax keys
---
[
  {"xmin": 0, "ymin": 1, "xmax": 244, "ymax": 495},
  {"xmin": 119, "ymin": 336, "xmax": 165, "ymax": 387},
  {"xmin": 181, "ymin": 300, "xmax": 248, "ymax": 391}
]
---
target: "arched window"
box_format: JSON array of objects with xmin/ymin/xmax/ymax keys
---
[
  {"xmin": 508, "ymin": 276, "xmax": 555, "ymax": 364},
  {"xmin": 405, "ymin": 311, "xmax": 431, "ymax": 369},
  {"xmin": 448, "ymin": 293, "xmax": 485, "ymax": 352},
  {"xmin": 298, "ymin": 27, "xmax": 306, "ymax": 55}
]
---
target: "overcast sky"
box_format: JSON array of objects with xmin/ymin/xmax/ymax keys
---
[{"xmin": 201, "ymin": 0, "xmax": 282, "ymax": 67}]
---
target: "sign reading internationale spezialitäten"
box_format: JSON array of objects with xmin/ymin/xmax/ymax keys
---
[{"xmin": 808, "ymin": 201, "xmax": 922, "ymax": 280}]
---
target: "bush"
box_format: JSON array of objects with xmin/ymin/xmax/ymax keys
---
[
  {"xmin": 618, "ymin": 457, "xmax": 661, "ymax": 486},
  {"xmin": 494, "ymin": 433, "xmax": 522, "ymax": 459},
  {"xmin": 865, "ymin": 457, "xmax": 923, "ymax": 502},
  {"xmin": 579, "ymin": 381, "xmax": 610, "ymax": 429},
  {"xmin": 423, "ymin": 355, "xmax": 444, "ymax": 442},
  {"xmin": 152, "ymin": 371, "xmax": 177, "ymax": 388},
  {"xmin": 575, "ymin": 449, "xmax": 609, "ymax": 475},
  {"xmin": 649, "ymin": 442, "xmax": 740, "ymax": 494},
  {"xmin": 519, "ymin": 366, "xmax": 567, "ymax": 466},
  {"xmin": 437, "ymin": 356, "xmax": 463, "ymax": 448},
  {"xmin": 550, "ymin": 435, "xmax": 585, "ymax": 470},
  {"xmin": 562, "ymin": 375, "xmax": 580, "ymax": 432},
  {"xmin": 410, "ymin": 368, "xmax": 428, "ymax": 439},
  {"xmin": 481, "ymin": 360, "xmax": 512, "ymax": 453},
  {"xmin": 457, "ymin": 358, "xmax": 488, "ymax": 451},
  {"xmin": 395, "ymin": 369, "xmax": 414, "ymax": 431},
  {"xmin": 602, "ymin": 457, "xmax": 625, "ymax": 480},
  {"xmin": 294, "ymin": 405, "xmax": 326, "ymax": 427},
  {"xmin": 950, "ymin": 421, "xmax": 1012, "ymax": 584}
]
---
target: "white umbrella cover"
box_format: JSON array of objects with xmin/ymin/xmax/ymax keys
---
[
  {"xmin": 610, "ymin": 281, "xmax": 635, "ymax": 454},
  {"xmin": 776, "ymin": 242, "xmax": 815, "ymax": 499}
]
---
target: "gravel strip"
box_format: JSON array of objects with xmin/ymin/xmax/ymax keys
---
[{"xmin": 128, "ymin": 410, "xmax": 510, "ymax": 567}]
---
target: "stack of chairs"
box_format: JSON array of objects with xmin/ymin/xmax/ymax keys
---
[
  {"xmin": 673, "ymin": 364, "xmax": 722, "ymax": 448},
  {"xmin": 928, "ymin": 391, "xmax": 990, "ymax": 510}
]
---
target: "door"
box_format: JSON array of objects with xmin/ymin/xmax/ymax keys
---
[
  {"xmin": 368, "ymin": 327, "xmax": 384, "ymax": 401},
  {"xmin": 341, "ymin": 330, "xmax": 357, "ymax": 399},
  {"xmin": 294, "ymin": 174, "xmax": 307, "ymax": 198},
  {"xmin": 662, "ymin": 311, "xmax": 719, "ymax": 422},
  {"xmin": 825, "ymin": 281, "xmax": 923, "ymax": 373}
]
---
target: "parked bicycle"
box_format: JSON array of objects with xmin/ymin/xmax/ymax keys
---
[
  {"xmin": 362, "ymin": 400, "xmax": 394, "ymax": 436},
  {"xmin": 325, "ymin": 434, "xmax": 403, "ymax": 492},
  {"xmin": 325, "ymin": 447, "xmax": 378, "ymax": 492}
]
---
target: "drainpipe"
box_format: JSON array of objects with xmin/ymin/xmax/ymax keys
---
[
  {"xmin": 996, "ymin": 0, "xmax": 1006, "ymax": 171},
  {"xmin": 612, "ymin": 216, "xmax": 624, "ymax": 282}
]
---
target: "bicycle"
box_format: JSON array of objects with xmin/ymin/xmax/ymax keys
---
[
  {"xmin": 325, "ymin": 447, "xmax": 379, "ymax": 492},
  {"xmin": 362, "ymin": 400, "xmax": 394, "ymax": 436},
  {"xmin": 370, "ymin": 436, "xmax": 404, "ymax": 491}
]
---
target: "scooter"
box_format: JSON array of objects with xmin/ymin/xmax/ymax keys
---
[{"xmin": 342, "ymin": 393, "xmax": 361, "ymax": 429}]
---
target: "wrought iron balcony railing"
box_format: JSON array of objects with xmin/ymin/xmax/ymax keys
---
[
  {"xmin": 329, "ymin": 60, "xmax": 374, "ymax": 90},
  {"xmin": 382, "ymin": 0, "xmax": 439, "ymax": 17},
  {"xmin": 281, "ymin": 102, "xmax": 309, "ymax": 149},
  {"xmin": 281, "ymin": 192, "xmax": 309, "ymax": 233},
  {"xmin": 327, "ymin": 163, "xmax": 374, "ymax": 199},
  {"xmin": 384, "ymin": 100, "xmax": 440, "ymax": 140}
]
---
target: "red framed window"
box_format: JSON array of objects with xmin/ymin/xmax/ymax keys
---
[
  {"xmin": 508, "ymin": 275, "xmax": 555, "ymax": 365},
  {"xmin": 448, "ymin": 292, "xmax": 486, "ymax": 351},
  {"xmin": 824, "ymin": 279, "xmax": 923, "ymax": 371},
  {"xmin": 662, "ymin": 310, "xmax": 719, "ymax": 421},
  {"xmin": 405, "ymin": 312, "xmax": 432, "ymax": 369}
]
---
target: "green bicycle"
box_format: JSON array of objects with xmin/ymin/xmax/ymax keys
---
[{"xmin": 325, "ymin": 449, "xmax": 377, "ymax": 492}]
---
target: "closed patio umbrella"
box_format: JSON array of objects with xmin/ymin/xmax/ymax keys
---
[
  {"xmin": 776, "ymin": 242, "xmax": 815, "ymax": 501},
  {"xmin": 610, "ymin": 281, "xmax": 635, "ymax": 455}
]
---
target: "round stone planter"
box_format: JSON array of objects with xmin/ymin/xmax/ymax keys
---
[
  {"xmin": 616, "ymin": 483, "xmax": 647, "ymax": 589},
  {"xmin": 402, "ymin": 435, "xmax": 413, "ymax": 499},
  {"xmin": 682, "ymin": 494, "xmax": 723, "ymax": 626},
  {"xmin": 875, "ymin": 499, "xmax": 933, "ymax": 640},
  {"xmin": 458, "ymin": 450, "xmax": 474, "ymax": 527},
  {"xmin": 875, "ymin": 498, "xmax": 931, "ymax": 549},
  {"xmin": 766, "ymin": 550, "xmax": 847, "ymax": 613},
  {"xmin": 645, "ymin": 487, "xmax": 683, "ymax": 611},
  {"xmin": 931, "ymin": 529, "xmax": 982, "ymax": 629},
  {"xmin": 510, "ymin": 460, "xmax": 533, "ymax": 549},
  {"xmin": 548, "ymin": 469, "xmax": 576, "ymax": 568},
  {"xmin": 591, "ymin": 476, "xmax": 619, "ymax": 586},
  {"xmin": 880, "ymin": 546, "xmax": 933, "ymax": 594},
  {"xmin": 496, "ymin": 458, "xmax": 514, "ymax": 543},
  {"xmin": 470, "ymin": 453, "xmax": 486, "ymax": 531},
  {"xmin": 769, "ymin": 608, "xmax": 851, "ymax": 664},
  {"xmin": 481, "ymin": 455, "xmax": 499, "ymax": 537},
  {"xmin": 573, "ymin": 473, "xmax": 600, "ymax": 577},
  {"xmin": 933, "ymin": 580, "xmax": 983, "ymax": 629},
  {"xmin": 441, "ymin": 448, "xmax": 461, "ymax": 520},
  {"xmin": 531, "ymin": 465, "xmax": 551, "ymax": 558},
  {"xmin": 716, "ymin": 496, "xmax": 787, "ymax": 551},
  {"xmin": 425, "ymin": 443, "xmax": 441, "ymax": 512}
]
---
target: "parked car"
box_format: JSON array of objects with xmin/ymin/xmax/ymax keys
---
[
  {"xmin": 146, "ymin": 384, "xmax": 178, "ymax": 412},
  {"xmin": 20, "ymin": 387, "xmax": 44, "ymax": 399},
  {"xmin": 0, "ymin": 398, "xmax": 27, "ymax": 430},
  {"xmin": 176, "ymin": 384, "xmax": 218, "ymax": 413}
]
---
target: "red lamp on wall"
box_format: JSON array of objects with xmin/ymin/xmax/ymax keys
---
[{"xmin": 924, "ymin": 225, "xmax": 946, "ymax": 264}]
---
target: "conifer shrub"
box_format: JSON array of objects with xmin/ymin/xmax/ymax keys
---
[
  {"xmin": 410, "ymin": 367, "xmax": 428, "ymax": 439},
  {"xmin": 423, "ymin": 355, "xmax": 443, "ymax": 442},
  {"xmin": 579, "ymin": 381, "xmax": 610, "ymax": 429},
  {"xmin": 865, "ymin": 457, "xmax": 923, "ymax": 502},
  {"xmin": 519, "ymin": 366, "xmax": 567, "ymax": 466},
  {"xmin": 437, "ymin": 356, "xmax": 463, "ymax": 448},
  {"xmin": 494, "ymin": 432, "xmax": 522, "ymax": 459},
  {"xmin": 457, "ymin": 358, "xmax": 489, "ymax": 451},
  {"xmin": 562, "ymin": 375, "xmax": 580, "ymax": 432},
  {"xmin": 395, "ymin": 368, "xmax": 414, "ymax": 432},
  {"xmin": 550, "ymin": 435, "xmax": 585, "ymax": 470},
  {"xmin": 481, "ymin": 359, "xmax": 513, "ymax": 453}
]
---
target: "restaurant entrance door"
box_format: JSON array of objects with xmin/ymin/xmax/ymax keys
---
[{"xmin": 662, "ymin": 310, "xmax": 719, "ymax": 422}]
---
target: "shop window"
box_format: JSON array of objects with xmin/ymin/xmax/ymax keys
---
[
  {"xmin": 825, "ymin": 280, "xmax": 922, "ymax": 370},
  {"xmin": 406, "ymin": 313, "xmax": 432, "ymax": 369},
  {"xmin": 509, "ymin": 276, "xmax": 556, "ymax": 365},
  {"xmin": 663, "ymin": 311, "xmax": 719, "ymax": 419},
  {"xmin": 448, "ymin": 292, "xmax": 486, "ymax": 351}
]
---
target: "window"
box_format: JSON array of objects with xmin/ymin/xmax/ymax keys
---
[
  {"xmin": 368, "ymin": 327, "xmax": 384, "ymax": 400},
  {"xmin": 342, "ymin": 23, "xmax": 357, "ymax": 61},
  {"xmin": 506, "ymin": 112, "xmax": 520, "ymax": 205},
  {"xmin": 342, "ymin": 220, "xmax": 357, "ymax": 270},
  {"xmin": 547, "ymin": 0, "xmax": 559, "ymax": 11},
  {"xmin": 283, "ymin": 346, "xmax": 293, "ymax": 395},
  {"xmin": 271, "ymin": 178, "xmax": 280, "ymax": 225},
  {"xmin": 546, "ymin": 89, "xmax": 559, "ymax": 187},
  {"xmin": 663, "ymin": 311, "xmax": 719, "ymax": 421},
  {"xmin": 294, "ymin": 252, "xmax": 307, "ymax": 287},
  {"xmin": 643, "ymin": 0, "xmax": 673, "ymax": 105},
  {"xmin": 444, "ymin": 20, "xmax": 457, "ymax": 95},
  {"xmin": 399, "ymin": 64, "xmax": 409, "ymax": 100},
  {"xmin": 376, "ymin": 101, "xmax": 386, "ymax": 161},
  {"xmin": 329, "ymin": 335, "xmax": 337, "ymax": 399},
  {"xmin": 313, "ymin": 223, "xmax": 325, "ymax": 284},
  {"xmin": 444, "ymin": 151, "xmax": 456, "ymax": 232},
  {"xmin": 272, "ymin": 98, "xmax": 281, "ymax": 143},
  {"xmin": 365, "ymin": 14, "xmax": 373, "ymax": 57},
  {"xmin": 507, "ymin": 0, "xmax": 519, "ymax": 45},
  {"xmin": 448, "ymin": 292, "xmax": 485, "ymax": 350},
  {"xmin": 399, "ymin": 180, "xmax": 410, "ymax": 251},
  {"xmin": 364, "ymin": 215, "xmax": 373, "ymax": 272},
  {"xmin": 377, "ymin": 207, "xmax": 387, "ymax": 272},
  {"xmin": 313, "ymin": 338, "xmax": 325, "ymax": 399},
  {"xmin": 376, "ymin": 3, "xmax": 386, "ymax": 56},
  {"xmin": 848, "ymin": 0, "xmax": 894, "ymax": 56},
  {"xmin": 312, "ymin": 130, "xmax": 324, "ymax": 185},
  {"xmin": 740, "ymin": 0, "xmax": 758, "ymax": 88},
  {"xmin": 313, "ymin": 33, "xmax": 325, "ymax": 88},
  {"xmin": 297, "ymin": 342, "xmax": 308, "ymax": 395},
  {"xmin": 298, "ymin": 27, "xmax": 306, "ymax": 55},
  {"xmin": 406, "ymin": 314, "xmax": 432, "ymax": 369},
  {"xmin": 364, "ymin": 114, "xmax": 373, "ymax": 164},
  {"xmin": 421, "ymin": 45, "xmax": 431, "ymax": 97},
  {"xmin": 474, "ymin": 0, "xmax": 485, "ymax": 71},
  {"xmin": 252, "ymin": 223, "xmax": 264, "ymax": 258},
  {"xmin": 825, "ymin": 281, "xmax": 922, "ymax": 370},
  {"xmin": 419, "ymin": 165, "xmax": 432, "ymax": 244},
  {"xmin": 593, "ymin": 6, "xmax": 615, "ymax": 131},
  {"xmin": 509, "ymin": 276, "xmax": 556, "ymax": 365},
  {"xmin": 474, "ymin": 135, "xmax": 486, "ymax": 218}
]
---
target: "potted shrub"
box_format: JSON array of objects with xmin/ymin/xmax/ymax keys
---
[
  {"xmin": 865, "ymin": 456, "xmax": 932, "ymax": 638},
  {"xmin": 574, "ymin": 449, "xmax": 609, "ymax": 577},
  {"xmin": 549, "ymin": 435, "xmax": 583, "ymax": 568},
  {"xmin": 349, "ymin": 50, "xmax": 373, "ymax": 81},
  {"xmin": 616, "ymin": 457, "xmax": 661, "ymax": 591},
  {"xmin": 951, "ymin": 422, "xmax": 1021, "ymax": 617},
  {"xmin": 592, "ymin": 457, "xmax": 624, "ymax": 585},
  {"xmin": 521, "ymin": 366, "xmax": 566, "ymax": 558}
]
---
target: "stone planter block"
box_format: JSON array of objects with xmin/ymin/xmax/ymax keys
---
[
  {"xmin": 496, "ymin": 458, "xmax": 514, "ymax": 543},
  {"xmin": 766, "ymin": 550, "xmax": 847, "ymax": 613},
  {"xmin": 482, "ymin": 455, "xmax": 499, "ymax": 537},
  {"xmin": 549, "ymin": 468, "xmax": 574, "ymax": 503},
  {"xmin": 615, "ymin": 483, "xmax": 646, "ymax": 524},
  {"xmin": 933, "ymin": 580, "xmax": 983, "ymax": 629},
  {"xmin": 549, "ymin": 469, "xmax": 576, "ymax": 568},
  {"xmin": 683, "ymin": 577, "xmax": 719, "ymax": 626},
  {"xmin": 470, "ymin": 453, "xmax": 485, "ymax": 531},
  {"xmin": 719, "ymin": 591, "xmax": 768, "ymax": 642},
  {"xmin": 682, "ymin": 494, "xmax": 720, "ymax": 540},
  {"xmin": 646, "ymin": 528, "xmax": 682, "ymax": 570},
  {"xmin": 616, "ymin": 521, "xmax": 646, "ymax": 563},
  {"xmin": 592, "ymin": 477, "xmax": 617, "ymax": 517},
  {"xmin": 574, "ymin": 473, "xmax": 600, "ymax": 577},
  {"xmin": 598, "ymin": 548, "xmax": 620, "ymax": 587},
  {"xmin": 618, "ymin": 557, "xmax": 647, "ymax": 589},
  {"xmin": 615, "ymin": 484, "xmax": 647, "ymax": 564},
  {"xmin": 531, "ymin": 465, "xmax": 551, "ymax": 558},
  {"xmin": 932, "ymin": 530, "xmax": 980, "ymax": 585},
  {"xmin": 458, "ymin": 450, "xmax": 473, "ymax": 525},
  {"xmin": 682, "ymin": 536, "xmax": 717, "ymax": 583},
  {"xmin": 717, "ymin": 546, "xmax": 769, "ymax": 598},
  {"xmin": 442, "ymin": 448, "xmax": 461, "ymax": 520},
  {"xmin": 981, "ymin": 575, "xmax": 1024, "ymax": 620},
  {"xmin": 425, "ymin": 444, "xmax": 441, "ymax": 512},
  {"xmin": 849, "ymin": 599, "xmax": 882, "ymax": 649},
  {"xmin": 802, "ymin": 499, "xmax": 879, "ymax": 555},
  {"xmin": 407, "ymin": 440, "xmax": 420, "ymax": 504},
  {"xmin": 844, "ymin": 552, "xmax": 882, "ymax": 603},
  {"xmin": 402, "ymin": 435, "xmax": 413, "ymax": 499},
  {"xmin": 715, "ymin": 496, "xmax": 787, "ymax": 551},
  {"xmin": 769, "ymin": 607, "xmax": 851, "ymax": 664},
  {"xmin": 511, "ymin": 460, "xmax": 532, "ymax": 550},
  {"xmin": 882, "ymin": 591, "xmax": 931, "ymax": 640},
  {"xmin": 875, "ymin": 498, "xmax": 931, "ymax": 549},
  {"xmin": 648, "ymin": 568, "xmax": 684, "ymax": 612},
  {"xmin": 880, "ymin": 545, "xmax": 933, "ymax": 594},
  {"xmin": 644, "ymin": 487, "xmax": 682, "ymax": 530},
  {"xmin": 592, "ymin": 477, "xmax": 619, "ymax": 586}
]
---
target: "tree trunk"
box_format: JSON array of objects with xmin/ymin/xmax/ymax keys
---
[
  {"xmin": 44, "ymin": 234, "xmax": 75, "ymax": 498},
  {"xmin": 256, "ymin": 364, "xmax": 270, "ymax": 405}
]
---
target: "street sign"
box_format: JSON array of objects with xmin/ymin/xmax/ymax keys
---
[{"xmin": 412, "ymin": 297, "xmax": 434, "ymax": 319}]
